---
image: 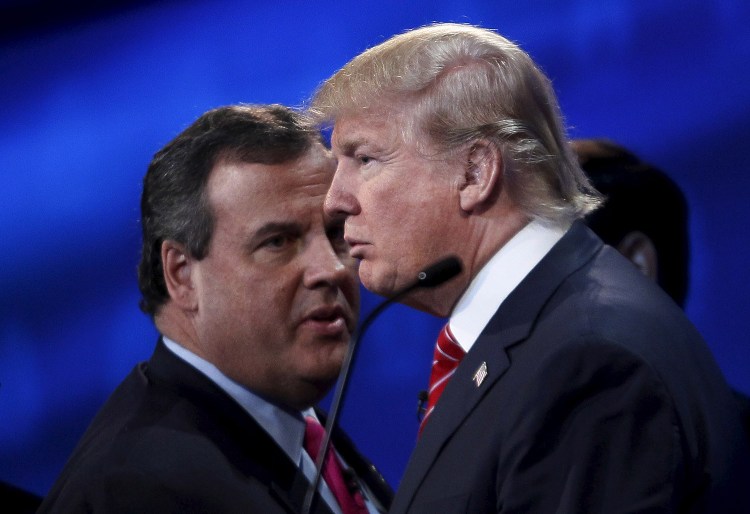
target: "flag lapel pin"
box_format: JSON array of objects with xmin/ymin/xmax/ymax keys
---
[{"xmin": 473, "ymin": 362, "xmax": 488, "ymax": 387}]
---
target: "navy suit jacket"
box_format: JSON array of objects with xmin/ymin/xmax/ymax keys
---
[
  {"xmin": 38, "ymin": 340, "xmax": 392, "ymax": 513},
  {"xmin": 391, "ymin": 222, "xmax": 750, "ymax": 513}
]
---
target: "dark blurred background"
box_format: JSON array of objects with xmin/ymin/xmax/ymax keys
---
[{"xmin": 1, "ymin": 0, "xmax": 748, "ymax": 497}]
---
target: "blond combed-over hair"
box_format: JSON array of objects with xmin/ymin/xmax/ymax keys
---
[{"xmin": 309, "ymin": 23, "xmax": 601, "ymax": 224}]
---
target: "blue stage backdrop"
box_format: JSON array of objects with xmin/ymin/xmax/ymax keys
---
[{"xmin": 1, "ymin": 0, "xmax": 749, "ymax": 497}]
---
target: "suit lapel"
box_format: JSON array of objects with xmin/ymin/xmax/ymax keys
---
[
  {"xmin": 394, "ymin": 222, "xmax": 603, "ymax": 511},
  {"xmin": 145, "ymin": 341, "xmax": 336, "ymax": 514}
]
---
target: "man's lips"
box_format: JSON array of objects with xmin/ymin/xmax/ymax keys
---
[
  {"xmin": 300, "ymin": 305, "xmax": 352, "ymax": 336},
  {"xmin": 345, "ymin": 237, "xmax": 369, "ymax": 258}
]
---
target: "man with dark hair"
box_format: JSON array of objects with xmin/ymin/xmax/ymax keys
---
[
  {"xmin": 574, "ymin": 137, "xmax": 750, "ymax": 441},
  {"xmin": 573, "ymin": 138, "xmax": 690, "ymax": 306},
  {"xmin": 312, "ymin": 22, "xmax": 750, "ymax": 513},
  {"xmin": 38, "ymin": 104, "xmax": 392, "ymax": 513}
]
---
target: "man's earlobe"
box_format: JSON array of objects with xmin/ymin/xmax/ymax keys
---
[
  {"xmin": 458, "ymin": 140, "xmax": 502, "ymax": 212},
  {"xmin": 617, "ymin": 231, "xmax": 658, "ymax": 281},
  {"xmin": 161, "ymin": 240, "xmax": 197, "ymax": 310}
]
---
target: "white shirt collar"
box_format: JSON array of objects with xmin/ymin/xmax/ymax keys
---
[
  {"xmin": 450, "ymin": 219, "xmax": 569, "ymax": 352},
  {"xmin": 161, "ymin": 337, "xmax": 353, "ymax": 514},
  {"xmin": 161, "ymin": 337, "xmax": 310, "ymax": 465}
]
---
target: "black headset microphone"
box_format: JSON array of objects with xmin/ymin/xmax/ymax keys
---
[{"xmin": 301, "ymin": 256, "xmax": 463, "ymax": 514}]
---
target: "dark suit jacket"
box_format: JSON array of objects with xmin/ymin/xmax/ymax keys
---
[
  {"xmin": 392, "ymin": 222, "xmax": 750, "ymax": 513},
  {"xmin": 38, "ymin": 340, "xmax": 392, "ymax": 513}
]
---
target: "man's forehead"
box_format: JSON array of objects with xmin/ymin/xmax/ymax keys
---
[
  {"xmin": 260, "ymin": 142, "xmax": 335, "ymax": 181},
  {"xmin": 237, "ymin": 189, "xmax": 330, "ymax": 242},
  {"xmin": 331, "ymin": 114, "xmax": 400, "ymax": 149},
  {"xmin": 300, "ymin": 140, "xmax": 335, "ymax": 165},
  {"xmin": 207, "ymin": 151, "xmax": 333, "ymax": 217}
]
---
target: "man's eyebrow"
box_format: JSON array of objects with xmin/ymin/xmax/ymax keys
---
[
  {"xmin": 246, "ymin": 221, "xmax": 302, "ymax": 246},
  {"xmin": 335, "ymin": 137, "xmax": 367, "ymax": 156}
]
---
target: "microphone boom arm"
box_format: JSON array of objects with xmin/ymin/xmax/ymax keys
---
[{"xmin": 301, "ymin": 256, "xmax": 462, "ymax": 514}]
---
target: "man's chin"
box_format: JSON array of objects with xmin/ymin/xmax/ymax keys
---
[
  {"xmin": 358, "ymin": 263, "xmax": 401, "ymax": 298},
  {"xmin": 307, "ymin": 375, "xmax": 340, "ymax": 401}
]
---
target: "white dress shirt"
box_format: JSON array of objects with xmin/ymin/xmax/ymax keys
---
[{"xmin": 450, "ymin": 219, "xmax": 570, "ymax": 352}]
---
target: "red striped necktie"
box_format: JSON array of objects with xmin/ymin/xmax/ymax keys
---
[
  {"xmin": 303, "ymin": 416, "xmax": 368, "ymax": 514},
  {"xmin": 419, "ymin": 323, "xmax": 466, "ymax": 436}
]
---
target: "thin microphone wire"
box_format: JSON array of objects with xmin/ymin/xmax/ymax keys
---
[
  {"xmin": 301, "ymin": 289, "xmax": 410, "ymax": 514},
  {"xmin": 301, "ymin": 257, "xmax": 461, "ymax": 514}
]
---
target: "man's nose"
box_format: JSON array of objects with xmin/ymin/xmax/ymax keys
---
[{"xmin": 324, "ymin": 165, "xmax": 360, "ymax": 219}]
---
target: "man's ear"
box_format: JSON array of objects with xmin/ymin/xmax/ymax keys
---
[
  {"xmin": 616, "ymin": 231, "xmax": 658, "ymax": 281},
  {"xmin": 161, "ymin": 240, "xmax": 197, "ymax": 311},
  {"xmin": 458, "ymin": 140, "xmax": 502, "ymax": 212}
]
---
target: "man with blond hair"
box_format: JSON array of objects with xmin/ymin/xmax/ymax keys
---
[{"xmin": 311, "ymin": 23, "xmax": 750, "ymax": 513}]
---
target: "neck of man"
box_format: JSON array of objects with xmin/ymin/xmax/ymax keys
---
[
  {"xmin": 154, "ymin": 303, "xmax": 204, "ymax": 357},
  {"xmin": 404, "ymin": 210, "xmax": 531, "ymax": 318}
]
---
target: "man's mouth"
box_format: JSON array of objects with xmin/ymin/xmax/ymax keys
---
[
  {"xmin": 345, "ymin": 237, "xmax": 368, "ymax": 259},
  {"xmin": 301, "ymin": 305, "xmax": 350, "ymax": 336}
]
